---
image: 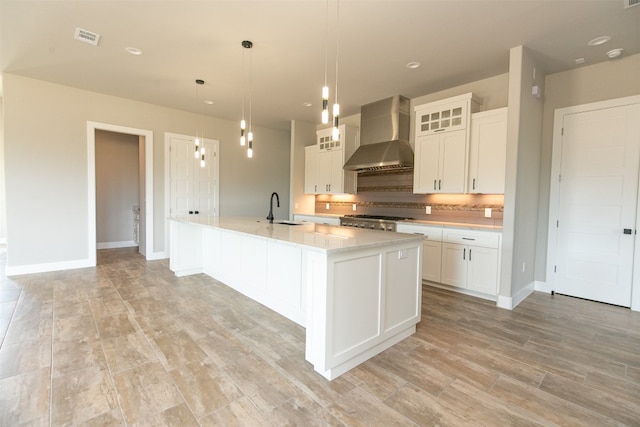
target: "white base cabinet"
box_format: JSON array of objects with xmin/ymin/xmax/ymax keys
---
[
  {"xmin": 170, "ymin": 217, "xmax": 422, "ymax": 380},
  {"xmin": 398, "ymin": 223, "xmax": 501, "ymax": 299},
  {"xmin": 396, "ymin": 223, "xmax": 442, "ymax": 283}
]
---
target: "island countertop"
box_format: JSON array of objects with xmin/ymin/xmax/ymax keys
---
[{"xmin": 169, "ymin": 215, "xmax": 423, "ymax": 254}]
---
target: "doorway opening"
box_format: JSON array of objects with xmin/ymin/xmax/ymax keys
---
[{"xmin": 87, "ymin": 122, "xmax": 154, "ymax": 265}]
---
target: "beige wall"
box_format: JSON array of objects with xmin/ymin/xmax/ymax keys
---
[
  {"xmin": 500, "ymin": 46, "xmax": 546, "ymax": 303},
  {"xmin": 0, "ymin": 97, "xmax": 5, "ymax": 243},
  {"xmin": 95, "ymin": 130, "xmax": 139, "ymax": 246},
  {"xmin": 3, "ymin": 73, "xmax": 290, "ymax": 269},
  {"xmin": 535, "ymin": 53, "xmax": 640, "ymax": 281}
]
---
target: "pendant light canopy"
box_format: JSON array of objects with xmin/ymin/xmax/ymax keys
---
[{"xmin": 241, "ymin": 40, "xmax": 254, "ymax": 158}]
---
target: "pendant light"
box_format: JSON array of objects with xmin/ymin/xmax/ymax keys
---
[
  {"xmin": 241, "ymin": 40, "xmax": 255, "ymax": 158},
  {"xmin": 321, "ymin": 0, "xmax": 329, "ymax": 124},
  {"xmin": 332, "ymin": 0, "xmax": 340, "ymax": 142},
  {"xmin": 194, "ymin": 79, "xmax": 206, "ymax": 167}
]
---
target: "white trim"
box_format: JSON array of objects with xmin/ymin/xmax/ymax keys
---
[
  {"xmin": 97, "ymin": 240, "xmax": 138, "ymax": 250},
  {"xmin": 163, "ymin": 132, "xmax": 220, "ymax": 257},
  {"xmin": 87, "ymin": 122, "xmax": 154, "ymax": 265},
  {"xmin": 6, "ymin": 258, "xmax": 94, "ymax": 276},
  {"xmin": 534, "ymin": 280, "xmax": 552, "ymax": 294},
  {"xmin": 547, "ymin": 95, "xmax": 640, "ymax": 312},
  {"xmin": 497, "ymin": 281, "xmax": 534, "ymax": 310}
]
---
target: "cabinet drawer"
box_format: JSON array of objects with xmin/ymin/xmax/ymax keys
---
[
  {"xmin": 442, "ymin": 230, "xmax": 500, "ymax": 248},
  {"xmin": 396, "ymin": 224, "xmax": 443, "ymax": 242}
]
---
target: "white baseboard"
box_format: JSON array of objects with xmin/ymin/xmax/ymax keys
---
[
  {"xmin": 5, "ymin": 258, "xmax": 94, "ymax": 276},
  {"xmin": 97, "ymin": 240, "xmax": 138, "ymax": 249},
  {"xmin": 146, "ymin": 251, "xmax": 169, "ymax": 261},
  {"xmin": 534, "ymin": 280, "xmax": 552, "ymax": 293},
  {"xmin": 497, "ymin": 281, "xmax": 535, "ymax": 310}
]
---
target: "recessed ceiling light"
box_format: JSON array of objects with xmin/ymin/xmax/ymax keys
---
[
  {"xmin": 575, "ymin": 58, "xmax": 586, "ymax": 65},
  {"xmin": 588, "ymin": 36, "xmax": 611, "ymax": 46},
  {"xmin": 303, "ymin": 102, "xmax": 312, "ymax": 107},
  {"xmin": 203, "ymin": 100, "xmax": 214, "ymax": 105},
  {"xmin": 125, "ymin": 46, "xmax": 143, "ymax": 56},
  {"xmin": 606, "ymin": 48, "xmax": 624, "ymax": 59},
  {"xmin": 406, "ymin": 61, "xmax": 421, "ymax": 69}
]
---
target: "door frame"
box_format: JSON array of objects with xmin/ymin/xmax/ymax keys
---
[
  {"xmin": 547, "ymin": 95, "xmax": 640, "ymax": 311},
  {"xmin": 87, "ymin": 121, "xmax": 154, "ymax": 265},
  {"xmin": 163, "ymin": 132, "xmax": 220, "ymax": 255}
]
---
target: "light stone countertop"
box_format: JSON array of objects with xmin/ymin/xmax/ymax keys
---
[
  {"xmin": 169, "ymin": 216, "xmax": 423, "ymax": 254},
  {"xmin": 398, "ymin": 219, "xmax": 503, "ymax": 231}
]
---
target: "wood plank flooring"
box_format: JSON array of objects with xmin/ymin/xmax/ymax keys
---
[{"xmin": 0, "ymin": 247, "xmax": 639, "ymax": 426}]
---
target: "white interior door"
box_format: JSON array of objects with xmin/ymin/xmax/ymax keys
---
[
  {"xmin": 554, "ymin": 103, "xmax": 640, "ymax": 307},
  {"xmin": 169, "ymin": 135, "xmax": 219, "ymax": 217}
]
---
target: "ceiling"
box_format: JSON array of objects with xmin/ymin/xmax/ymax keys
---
[{"xmin": 1, "ymin": 1, "xmax": 639, "ymax": 131}]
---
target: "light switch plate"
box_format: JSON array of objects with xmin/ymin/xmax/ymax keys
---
[
  {"xmin": 352, "ymin": 203, "xmax": 357, "ymax": 211},
  {"xmin": 325, "ymin": 203, "xmax": 330, "ymax": 210},
  {"xmin": 426, "ymin": 206, "xmax": 431, "ymax": 215},
  {"xmin": 485, "ymin": 208, "xmax": 492, "ymax": 218}
]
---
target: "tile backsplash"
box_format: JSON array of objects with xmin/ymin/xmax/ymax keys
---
[{"xmin": 314, "ymin": 170, "xmax": 504, "ymax": 227}]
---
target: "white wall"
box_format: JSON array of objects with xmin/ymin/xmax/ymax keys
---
[
  {"xmin": 95, "ymin": 130, "xmax": 139, "ymax": 247},
  {"xmin": 2, "ymin": 73, "xmax": 290, "ymax": 271},
  {"xmin": 535, "ymin": 53, "xmax": 640, "ymax": 281}
]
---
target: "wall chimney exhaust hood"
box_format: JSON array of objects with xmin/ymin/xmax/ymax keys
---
[{"xmin": 343, "ymin": 95, "xmax": 413, "ymax": 172}]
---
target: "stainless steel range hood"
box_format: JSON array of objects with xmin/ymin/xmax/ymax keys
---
[{"xmin": 343, "ymin": 95, "xmax": 413, "ymax": 172}]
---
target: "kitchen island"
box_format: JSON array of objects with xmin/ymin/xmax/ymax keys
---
[{"xmin": 169, "ymin": 216, "xmax": 423, "ymax": 380}]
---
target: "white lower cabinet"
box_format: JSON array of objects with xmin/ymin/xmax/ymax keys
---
[
  {"xmin": 398, "ymin": 223, "xmax": 501, "ymax": 299},
  {"xmin": 293, "ymin": 214, "xmax": 341, "ymax": 226},
  {"xmin": 441, "ymin": 230, "xmax": 500, "ymax": 295},
  {"xmin": 396, "ymin": 223, "xmax": 442, "ymax": 283}
]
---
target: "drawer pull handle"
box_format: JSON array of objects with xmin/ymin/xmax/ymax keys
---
[{"xmin": 462, "ymin": 237, "xmax": 475, "ymax": 240}]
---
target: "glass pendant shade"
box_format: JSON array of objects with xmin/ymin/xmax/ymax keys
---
[
  {"xmin": 240, "ymin": 119, "xmax": 246, "ymax": 146},
  {"xmin": 332, "ymin": 103, "xmax": 340, "ymax": 141},
  {"xmin": 200, "ymin": 147, "xmax": 205, "ymax": 168},
  {"xmin": 322, "ymin": 86, "xmax": 329, "ymax": 124},
  {"xmin": 194, "ymin": 137, "xmax": 200, "ymax": 158}
]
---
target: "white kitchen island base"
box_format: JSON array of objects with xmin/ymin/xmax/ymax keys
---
[{"xmin": 169, "ymin": 217, "xmax": 423, "ymax": 380}]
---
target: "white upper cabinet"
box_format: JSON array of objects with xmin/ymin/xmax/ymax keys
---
[
  {"xmin": 304, "ymin": 124, "xmax": 359, "ymax": 194},
  {"xmin": 415, "ymin": 93, "xmax": 482, "ymax": 137},
  {"xmin": 413, "ymin": 93, "xmax": 482, "ymax": 194},
  {"xmin": 304, "ymin": 145, "xmax": 320, "ymax": 194},
  {"xmin": 468, "ymin": 107, "xmax": 508, "ymax": 194}
]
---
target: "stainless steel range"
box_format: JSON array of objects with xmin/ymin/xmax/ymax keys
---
[{"xmin": 339, "ymin": 215, "xmax": 411, "ymax": 232}]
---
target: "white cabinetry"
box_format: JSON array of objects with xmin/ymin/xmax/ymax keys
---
[
  {"xmin": 413, "ymin": 130, "xmax": 467, "ymax": 193},
  {"xmin": 396, "ymin": 223, "xmax": 443, "ymax": 283},
  {"xmin": 413, "ymin": 93, "xmax": 482, "ymax": 194},
  {"xmin": 441, "ymin": 230, "xmax": 501, "ymax": 295},
  {"xmin": 304, "ymin": 145, "xmax": 319, "ymax": 194},
  {"xmin": 293, "ymin": 214, "xmax": 341, "ymax": 226},
  {"xmin": 304, "ymin": 124, "xmax": 358, "ymax": 194},
  {"xmin": 468, "ymin": 107, "xmax": 508, "ymax": 194}
]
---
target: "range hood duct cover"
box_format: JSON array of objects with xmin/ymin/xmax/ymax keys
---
[{"xmin": 343, "ymin": 95, "xmax": 413, "ymax": 172}]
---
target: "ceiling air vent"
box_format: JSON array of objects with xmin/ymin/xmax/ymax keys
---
[
  {"xmin": 625, "ymin": 0, "xmax": 640, "ymax": 8},
  {"xmin": 74, "ymin": 28, "xmax": 100, "ymax": 46}
]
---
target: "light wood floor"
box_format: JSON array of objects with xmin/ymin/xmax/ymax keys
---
[{"xmin": 0, "ymin": 247, "xmax": 639, "ymax": 426}]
